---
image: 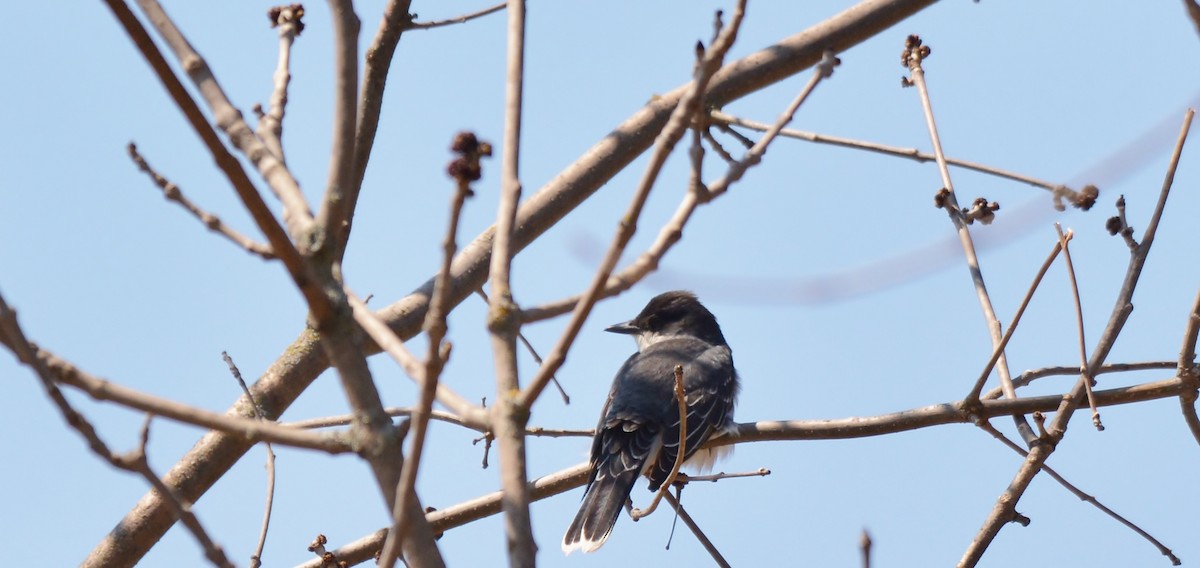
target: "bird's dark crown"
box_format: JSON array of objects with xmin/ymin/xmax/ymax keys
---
[{"xmin": 626, "ymin": 290, "xmax": 727, "ymax": 346}]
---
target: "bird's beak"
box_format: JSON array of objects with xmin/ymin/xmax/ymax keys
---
[{"xmin": 605, "ymin": 320, "xmax": 640, "ymax": 335}]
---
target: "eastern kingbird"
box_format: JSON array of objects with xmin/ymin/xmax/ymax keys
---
[{"xmin": 562, "ymin": 290, "xmax": 740, "ymax": 554}]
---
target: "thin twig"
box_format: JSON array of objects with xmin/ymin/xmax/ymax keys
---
[
  {"xmin": 687, "ymin": 62, "xmax": 709, "ymax": 198},
  {"xmin": 963, "ymin": 237, "xmax": 1063, "ymax": 403},
  {"xmin": 517, "ymin": 0, "xmax": 748, "ymax": 407},
  {"xmin": 664, "ymin": 491, "xmax": 732, "ymax": 568},
  {"xmin": 983, "ymin": 361, "xmax": 1176, "ymax": 400},
  {"xmin": 257, "ymin": 4, "xmax": 303, "ymax": 163},
  {"xmin": 1055, "ymin": 224, "xmax": 1103, "ymax": 430},
  {"xmin": 127, "ymin": 143, "xmax": 274, "ymax": 259},
  {"xmin": 631, "ymin": 365, "xmax": 689, "ymax": 520},
  {"xmin": 405, "ymin": 2, "xmax": 506, "ymax": 30},
  {"xmin": 288, "ymin": 407, "xmax": 589, "ymax": 437},
  {"xmin": 111, "ymin": 0, "xmax": 328, "ymax": 323},
  {"xmin": 975, "ymin": 421, "xmax": 1180, "ymax": 565},
  {"xmin": 222, "ymin": 352, "xmax": 275, "ymax": 568},
  {"xmin": 710, "ymin": 110, "xmax": 1097, "ymax": 207},
  {"xmin": 475, "ymin": 290, "xmax": 570, "ymax": 403},
  {"xmin": 347, "ymin": 292, "xmax": 488, "ymax": 428},
  {"xmin": 702, "ymin": 128, "xmax": 736, "ymax": 164},
  {"xmin": 681, "ymin": 468, "xmax": 771, "ymax": 482}
]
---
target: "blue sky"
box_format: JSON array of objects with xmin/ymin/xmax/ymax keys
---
[{"xmin": 2, "ymin": 1, "xmax": 1199, "ymax": 567}]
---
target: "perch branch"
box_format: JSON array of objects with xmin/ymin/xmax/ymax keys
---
[{"xmin": 298, "ymin": 372, "xmax": 1190, "ymax": 566}]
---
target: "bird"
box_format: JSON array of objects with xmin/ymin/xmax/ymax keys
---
[{"xmin": 562, "ymin": 290, "xmax": 740, "ymax": 554}]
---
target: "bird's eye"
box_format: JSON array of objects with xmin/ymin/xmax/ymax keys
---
[{"xmin": 643, "ymin": 314, "xmax": 660, "ymax": 330}]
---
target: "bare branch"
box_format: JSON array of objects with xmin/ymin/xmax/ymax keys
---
[
  {"xmin": 1055, "ymin": 225, "xmax": 1103, "ymax": 430},
  {"xmin": 710, "ymin": 110, "xmax": 1098, "ymax": 208},
  {"xmin": 481, "ymin": 1, "xmax": 539, "ymax": 563},
  {"xmin": 257, "ymin": 4, "xmax": 304, "ymax": 163},
  {"xmin": 348, "ymin": 292, "xmax": 488, "ymax": 427},
  {"xmin": 287, "ymin": 407, "xmax": 591, "ymax": 436},
  {"xmin": 9, "ymin": 341, "xmax": 352, "ymax": 452},
  {"xmin": 222, "ymin": 352, "xmax": 276, "ymax": 568},
  {"xmin": 475, "ymin": 289, "xmax": 570, "ymax": 403},
  {"xmin": 682, "ymin": 468, "xmax": 771, "ymax": 483},
  {"xmin": 127, "ymin": 416, "xmax": 236, "ymax": 568},
  {"xmin": 405, "ymin": 2, "xmax": 506, "ymax": 30},
  {"xmin": 128, "ymin": 142, "xmax": 275, "ymax": 259},
  {"xmin": 315, "ymin": 0, "xmax": 362, "ymax": 250},
  {"xmin": 983, "ymin": 361, "xmax": 1176, "ymax": 400},
  {"xmin": 964, "ymin": 237, "xmax": 1062, "ymax": 403},
  {"xmin": 340, "ymin": 0, "xmax": 415, "ymax": 257}
]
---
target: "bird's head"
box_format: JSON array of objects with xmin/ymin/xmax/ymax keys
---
[{"xmin": 605, "ymin": 290, "xmax": 727, "ymax": 350}]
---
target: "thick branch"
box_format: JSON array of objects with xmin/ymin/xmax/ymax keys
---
[
  {"xmin": 315, "ymin": 0, "xmax": 362, "ymax": 251},
  {"xmin": 342, "ymin": 0, "xmax": 415, "ymax": 257}
]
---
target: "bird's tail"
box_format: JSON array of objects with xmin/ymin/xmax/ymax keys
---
[{"xmin": 561, "ymin": 468, "xmax": 640, "ymax": 555}]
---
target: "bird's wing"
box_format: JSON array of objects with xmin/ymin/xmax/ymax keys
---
[{"xmin": 645, "ymin": 342, "xmax": 736, "ymax": 489}]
